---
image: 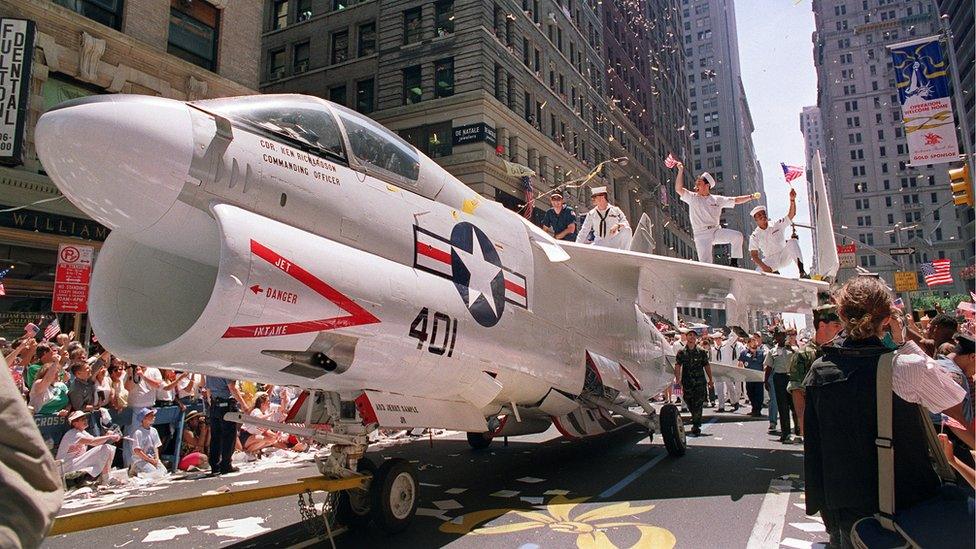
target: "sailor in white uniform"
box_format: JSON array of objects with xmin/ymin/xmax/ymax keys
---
[
  {"xmin": 673, "ymin": 162, "xmax": 759, "ymax": 266},
  {"xmin": 576, "ymin": 186, "xmax": 632, "ymax": 250},
  {"xmin": 748, "ymin": 187, "xmax": 807, "ymax": 277}
]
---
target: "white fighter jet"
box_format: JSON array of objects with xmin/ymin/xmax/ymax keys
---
[{"xmin": 35, "ymin": 94, "xmax": 823, "ymax": 531}]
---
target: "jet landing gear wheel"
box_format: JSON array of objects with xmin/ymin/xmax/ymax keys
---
[
  {"xmin": 660, "ymin": 404, "xmax": 687, "ymax": 457},
  {"xmin": 370, "ymin": 458, "xmax": 418, "ymax": 533},
  {"xmin": 466, "ymin": 431, "xmax": 493, "ymax": 450},
  {"xmin": 335, "ymin": 457, "xmax": 377, "ymax": 528}
]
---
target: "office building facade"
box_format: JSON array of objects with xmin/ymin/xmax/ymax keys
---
[{"xmin": 812, "ymin": 0, "xmax": 967, "ymax": 294}]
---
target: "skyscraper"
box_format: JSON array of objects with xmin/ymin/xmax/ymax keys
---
[
  {"xmin": 812, "ymin": 0, "xmax": 967, "ymax": 293},
  {"xmin": 681, "ymin": 0, "xmax": 763, "ymax": 266}
]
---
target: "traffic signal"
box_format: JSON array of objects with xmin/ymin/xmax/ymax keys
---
[{"xmin": 949, "ymin": 163, "xmax": 973, "ymax": 207}]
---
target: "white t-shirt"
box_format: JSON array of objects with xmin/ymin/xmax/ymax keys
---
[
  {"xmin": 131, "ymin": 425, "xmax": 161, "ymax": 467},
  {"xmin": 128, "ymin": 367, "xmax": 162, "ymax": 408},
  {"xmin": 892, "ymin": 342, "xmax": 966, "ymax": 412},
  {"xmin": 680, "ymin": 191, "xmax": 735, "ymax": 232},
  {"xmin": 749, "ymin": 217, "xmax": 792, "ymax": 256},
  {"xmin": 245, "ymin": 405, "xmax": 281, "ymax": 435},
  {"xmin": 56, "ymin": 428, "xmax": 94, "ymax": 461},
  {"xmin": 177, "ymin": 374, "xmax": 203, "ymax": 399},
  {"xmin": 156, "ymin": 378, "xmax": 176, "ymax": 402}
]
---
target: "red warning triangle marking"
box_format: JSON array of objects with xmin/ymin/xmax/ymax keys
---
[{"xmin": 222, "ymin": 240, "xmax": 380, "ymax": 339}]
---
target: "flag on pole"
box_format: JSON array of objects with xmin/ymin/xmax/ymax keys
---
[
  {"xmin": 43, "ymin": 318, "xmax": 61, "ymax": 341},
  {"xmin": 781, "ymin": 163, "xmax": 803, "ymax": 184},
  {"xmin": 920, "ymin": 259, "xmax": 953, "ymax": 287},
  {"xmin": 664, "ymin": 153, "xmax": 679, "ymax": 169}
]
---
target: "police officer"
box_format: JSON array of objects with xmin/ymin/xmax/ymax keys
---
[
  {"xmin": 576, "ymin": 186, "xmax": 631, "ymax": 249},
  {"xmin": 672, "ymin": 161, "xmax": 759, "ymax": 265},
  {"xmin": 788, "ymin": 305, "xmax": 842, "ymax": 441},
  {"xmin": 203, "ymin": 376, "xmax": 250, "ymax": 475},
  {"xmin": 541, "ymin": 190, "xmax": 578, "ymax": 241},
  {"xmin": 748, "ymin": 188, "xmax": 807, "ymax": 277},
  {"xmin": 674, "ymin": 329, "xmax": 714, "ymax": 436}
]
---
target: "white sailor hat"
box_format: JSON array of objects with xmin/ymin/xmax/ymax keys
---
[
  {"xmin": 698, "ymin": 172, "xmax": 716, "ymax": 188},
  {"xmin": 750, "ymin": 205, "xmax": 767, "ymax": 217},
  {"xmin": 590, "ymin": 186, "xmax": 608, "ymax": 197}
]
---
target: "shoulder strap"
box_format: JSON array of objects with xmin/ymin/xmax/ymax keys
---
[{"xmin": 875, "ymin": 351, "xmax": 896, "ymax": 529}]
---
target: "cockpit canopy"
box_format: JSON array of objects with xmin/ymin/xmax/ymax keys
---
[{"xmin": 192, "ymin": 94, "xmax": 422, "ymax": 185}]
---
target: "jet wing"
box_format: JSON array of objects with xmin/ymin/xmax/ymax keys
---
[
  {"xmin": 559, "ymin": 242, "xmax": 825, "ymax": 327},
  {"xmin": 709, "ymin": 362, "xmax": 765, "ymax": 383}
]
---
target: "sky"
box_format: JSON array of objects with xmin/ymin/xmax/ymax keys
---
[{"xmin": 733, "ymin": 1, "xmax": 820, "ymax": 328}]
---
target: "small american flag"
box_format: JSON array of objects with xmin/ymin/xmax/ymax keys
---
[
  {"xmin": 43, "ymin": 318, "xmax": 61, "ymax": 341},
  {"xmin": 520, "ymin": 176, "xmax": 534, "ymax": 219},
  {"xmin": 781, "ymin": 163, "xmax": 803, "ymax": 184},
  {"xmin": 893, "ymin": 297, "xmax": 904, "ymax": 309},
  {"xmin": 920, "ymin": 259, "xmax": 953, "ymax": 287},
  {"xmin": 664, "ymin": 153, "xmax": 679, "ymax": 169},
  {"xmin": 0, "ymin": 283, "xmax": 5, "ymax": 297}
]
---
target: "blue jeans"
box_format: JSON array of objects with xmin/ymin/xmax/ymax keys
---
[{"xmin": 767, "ymin": 379, "xmax": 778, "ymax": 426}]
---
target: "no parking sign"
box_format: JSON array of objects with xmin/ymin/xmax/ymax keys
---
[{"xmin": 52, "ymin": 244, "xmax": 93, "ymax": 313}]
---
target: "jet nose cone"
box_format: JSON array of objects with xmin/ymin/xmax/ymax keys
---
[{"xmin": 35, "ymin": 95, "xmax": 193, "ymax": 234}]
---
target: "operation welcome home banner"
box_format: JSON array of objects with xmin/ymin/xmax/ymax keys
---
[{"xmin": 888, "ymin": 36, "xmax": 960, "ymax": 166}]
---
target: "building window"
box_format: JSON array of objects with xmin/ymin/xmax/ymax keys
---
[
  {"xmin": 358, "ymin": 22, "xmax": 376, "ymax": 56},
  {"xmin": 400, "ymin": 122, "xmax": 453, "ymax": 158},
  {"xmin": 268, "ymin": 48, "xmax": 287, "ymax": 80},
  {"xmin": 330, "ymin": 30, "xmax": 349, "ymax": 64},
  {"xmin": 271, "ymin": 0, "xmax": 288, "ymax": 29},
  {"xmin": 329, "ymin": 85, "xmax": 347, "ymax": 106},
  {"xmin": 294, "ymin": 0, "xmax": 311, "ymax": 21},
  {"xmin": 293, "ymin": 41, "xmax": 309, "ymax": 74},
  {"xmin": 404, "ymin": 8, "xmax": 422, "ymax": 44},
  {"xmin": 403, "ymin": 65, "xmax": 422, "ymax": 104},
  {"xmin": 434, "ymin": 58, "xmax": 454, "ymax": 98},
  {"xmin": 435, "ymin": 0, "xmax": 454, "ymax": 36},
  {"xmin": 356, "ymin": 78, "xmax": 374, "ymax": 114},
  {"xmin": 54, "ymin": 0, "xmax": 124, "ymax": 30},
  {"xmin": 168, "ymin": 0, "xmax": 219, "ymax": 71}
]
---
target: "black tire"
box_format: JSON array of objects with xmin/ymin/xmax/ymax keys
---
[
  {"xmin": 467, "ymin": 431, "xmax": 493, "ymax": 450},
  {"xmin": 335, "ymin": 456, "xmax": 377, "ymax": 528},
  {"xmin": 369, "ymin": 458, "xmax": 418, "ymax": 534},
  {"xmin": 660, "ymin": 404, "xmax": 687, "ymax": 457}
]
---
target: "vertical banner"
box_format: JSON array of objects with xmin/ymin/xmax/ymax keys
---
[
  {"xmin": 0, "ymin": 18, "xmax": 36, "ymax": 166},
  {"xmin": 888, "ymin": 36, "xmax": 959, "ymax": 165}
]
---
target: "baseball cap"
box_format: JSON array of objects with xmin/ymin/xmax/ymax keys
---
[{"xmin": 954, "ymin": 333, "xmax": 975, "ymax": 355}]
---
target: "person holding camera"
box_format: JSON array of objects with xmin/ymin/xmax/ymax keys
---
[{"xmin": 123, "ymin": 364, "xmax": 162, "ymax": 466}]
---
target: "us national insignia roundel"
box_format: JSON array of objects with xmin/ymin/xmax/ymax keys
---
[
  {"xmin": 449, "ymin": 222, "xmax": 506, "ymax": 327},
  {"xmin": 413, "ymin": 222, "xmax": 528, "ymax": 328}
]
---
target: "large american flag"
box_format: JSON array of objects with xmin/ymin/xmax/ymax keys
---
[
  {"xmin": 920, "ymin": 259, "xmax": 953, "ymax": 287},
  {"xmin": 781, "ymin": 163, "xmax": 803, "ymax": 184}
]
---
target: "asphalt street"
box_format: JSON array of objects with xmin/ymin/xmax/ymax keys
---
[{"xmin": 44, "ymin": 407, "xmax": 828, "ymax": 548}]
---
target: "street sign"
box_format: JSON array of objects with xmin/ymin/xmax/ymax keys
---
[
  {"xmin": 837, "ymin": 243, "xmax": 856, "ymax": 269},
  {"xmin": 894, "ymin": 271, "xmax": 919, "ymax": 292},
  {"xmin": 890, "ymin": 247, "xmax": 916, "ymax": 256},
  {"xmin": 53, "ymin": 244, "xmax": 94, "ymax": 313}
]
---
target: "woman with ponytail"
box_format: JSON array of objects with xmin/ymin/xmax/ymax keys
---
[{"xmin": 801, "ymin": 275, "xmax": 970, "ymax": 548}]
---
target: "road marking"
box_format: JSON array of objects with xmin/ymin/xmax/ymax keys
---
[
  {"xmin": 599, "ymin": 417, "xmax": 718, "ymax": 499},
  {"xmin": 746, "ymin": 478, "xmax": 794, "ymax": 549}
]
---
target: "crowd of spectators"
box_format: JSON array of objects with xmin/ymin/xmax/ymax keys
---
[{"xmin": 4, "ymin": 325, "xmax": 312, "ymax": 487}]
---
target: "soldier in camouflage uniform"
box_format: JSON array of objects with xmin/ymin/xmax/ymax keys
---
[
  {"xmin": 675, "ymin": 329, "xmax": 714, "ymax": 436},
  {"xmin": 789, "ymin": 304, "xmax": 842, "ymax": 440}
]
